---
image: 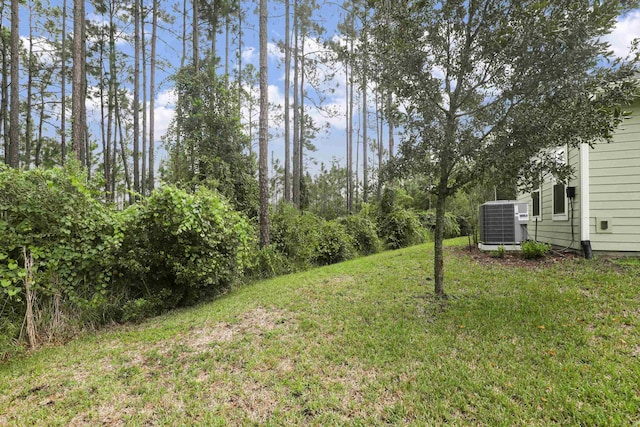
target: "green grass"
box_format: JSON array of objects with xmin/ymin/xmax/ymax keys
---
[{"xmin": 1, "ymin": 238, "xmax": 639, "ymax": 425}]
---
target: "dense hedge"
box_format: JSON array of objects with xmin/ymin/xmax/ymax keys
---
[
  {"xmin": 0, "ymin": 165, "xmax": 118, "ymax": 356},
  {"xmin": 1, "ymin": 167, "xmax": 439, "ymax": 358},
  {"xmin": 0, "ymin": 166, "xmax": 253, "ymax": 357},
  {"xmin": 115, "ymin": 186, "xmax": 254, "ymax": 314}
]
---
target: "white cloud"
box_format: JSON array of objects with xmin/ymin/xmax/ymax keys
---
[
  {"xmin": 267, "ymin": 42, "xmax": 282, "ymax": 60},
  {"xmin": 605, "ymin": 9, "xmax": 640, "ymax": 58},
  {"xmin": 241, "ymin": 47, "xmax": 257, "ymax": 64}
]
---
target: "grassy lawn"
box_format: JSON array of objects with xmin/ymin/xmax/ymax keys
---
[{"xmin": 1, "ymin": 238, "xmax": 639, "ymax": 425}]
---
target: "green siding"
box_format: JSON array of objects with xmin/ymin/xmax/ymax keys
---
[
  {"xmin": 518, "ymin": 146, "xmax": 581, "ymax": 250},
  {"xmin": 589, "ymin": 101, "xmax": 640, "ymax": 252},
  {"xmin": 519, "ymin": 101, "xmax": 640, "ymax": 253}
]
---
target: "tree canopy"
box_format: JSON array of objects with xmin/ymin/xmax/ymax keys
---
[{"xmin": 368, "ymin": 0, "xmax": 639, "ymax": 296}]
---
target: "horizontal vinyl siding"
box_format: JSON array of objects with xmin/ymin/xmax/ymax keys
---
[
  {"xmin": 588, "ymin": 101, "xmax": 640, "ymax": 253},
  {"xmin": 524, "ymin": 145, "xmax": 581, "ymax": 250}
]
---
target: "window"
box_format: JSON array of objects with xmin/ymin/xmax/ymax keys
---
[
  {"xmin": 531, "ymin": 189, "xmax": 541, "ymax": 219},
  {"xmin": 552, "ymin": 182, "xmax": 568, "ymax": 220},
  {"xmin": 551, "ymin": 146, "xmax": 568, "ymax": 221}
]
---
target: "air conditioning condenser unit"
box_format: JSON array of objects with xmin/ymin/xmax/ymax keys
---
[{"xmin": 479, "ymin": 200, "xmax": 529, "ymax": 250}]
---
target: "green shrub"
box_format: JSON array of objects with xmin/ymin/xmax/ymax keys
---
[
  {"xmin": 492, "ymin": 245, "xmax": 507, "ymax": 259},
  {"xmin": 379, "ymin": 208, "xmax": 425, "ymax": 250},
  {"xmin": 418, "ymin": 210, "xmax": 462, "ymax": 239},
  {"xmin": 270, "ymin": 203, "xmax": 323, "ymax": 269},
  {"xmin": 521, "ymin": 240, "xmax": 551, "ymax": 259},
  {"xmin": 116, "ymin": 186, "xmax": 254, "ymax": 309},
  {"xmin": 247, "ymin": 246, "xmax": 293, "ymax": 279},
  {"xmin": 0, "ymin": 164, "xmax": 118, "ymax": 347},
  {"xmin": 313, "ymin": 221, "xmax": 355, "ymax": 266},
  {"xmin": 337, "ymin": 215, "xmax": 381, "ymax": 255}
]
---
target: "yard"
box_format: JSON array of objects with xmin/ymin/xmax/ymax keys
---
[{"xmin": 1, "ymin": 239, "xmax": 639, "ymax": 425}]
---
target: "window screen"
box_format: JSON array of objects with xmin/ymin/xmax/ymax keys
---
[
  {"xmin": 553, "ymin": 184, "xmax": 565, "ymax": 215},
  {"xmin": 532, "ymin": 190, "xmax": 540, "ymax": 217}
]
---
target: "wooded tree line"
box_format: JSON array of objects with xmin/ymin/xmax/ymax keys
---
[
  {"xmin": 1, "ymin": 0, "xmax": 638, "ymax": 298},
  {"xmin": 0, "ymin": 0, "xmax": 400, "ymax": 214}
]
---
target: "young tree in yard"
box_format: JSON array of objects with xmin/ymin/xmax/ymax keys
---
[
  {"xmin": 259, "ymin": 0, "xmax": 270, "ymax": 247},
  {"xmin": 369, "ymin": 0, "xmax": 639, "ymax": 298}
]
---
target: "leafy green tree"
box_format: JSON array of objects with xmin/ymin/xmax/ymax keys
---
[
  {"xmin": 369, "ymin": 0, "xmax": 639, "ymax": 297},
  {"xmin": 166, "ymin": 59, "xmax": 258, "ymax": 217}
]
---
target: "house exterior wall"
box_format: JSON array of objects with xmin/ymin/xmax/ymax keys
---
[
  {"xmin": 519, "ymin": 146, "xmax": 582, "ymax": 251},
  {"xmin": 519, "ymin": 101, "xmax": 640, "ymax": 254},
  {"xmin": 588, "ymin": 101, "xmax": 640, "ymax": 252}
]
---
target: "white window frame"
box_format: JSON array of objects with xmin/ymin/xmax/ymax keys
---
[
  {"xmin": 551, "ymin": 146, "xmax": 569, "ymax": 221},
  {"xmin": 531, "ymin": 187, "xmax": 542, "ymax": 220},
  {"xmin": 552, "ymin": 181, "xmax": 568, "ymax": 221}
]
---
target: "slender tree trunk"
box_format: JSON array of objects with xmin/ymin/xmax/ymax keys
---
[
  {"xmin": 362, "ymin": 81, "xmax": 368, "ymax": 204},
  {"xmin": 25, "ymin": 9, "xmax": 34, "ymax": 169},
  {"xmin": 72, "ymin": 0, "xmax": 86, "ymax": 165},
  {"xmin": 236, "ymin": 3, "xmax": 242, "ymax": 111},
  {"xmin": 193, "ymin": 0, "xmax": 199, "ymax": 69},
  {"xmin": 377, "ymin": 89, "xmax": 383, "ymax": 199},
  {"xmin": 61, "ymin": 0, "xmax": 67, "ymax": 164},
  {"xmin": 225, "ymin": 12, "xmax": 229, "ymax": 75},
  {"xmin": 258, "ymin": 0, "xmax": 270, "ymax": 247},
  {"xmin": 1, "ymin": 13, "xmax": 8, "ymax": 164},
  {"xmin": 299, "ymin": 33, "xmax": 305, "ymax": 206},
  {"xmin": 387, "ymin": 93, "xmax": 393, "ymax": 159},
  {"xmin": 99, "ymin": 29, "xmax": 109, "ymax": 197},
  {"xmin": 9, "ymin": 0, "xmax": 20, "ymax": 168},
  {"xmin": 108, "ymin": 5, "xmax": 117, "ymax": 201},
  {"xmin": 148, "ymin": 0, "xmax": 157, "ymax": 193},
  {"xmin": 210, "ymin": 1, "xmax": 218, "ymax": 60},
  {"xmin": 23, "ymin": 248, "xmax": 37, "ymax": 349},
  {"xmin": 35, "ymin": 74, "xmax": 47, "ymax": 167},
  {"xmin": 141, "ymin": 0, "xmax": 147, "ymax": 196},
  {"xmin": 133, "ymin": 0, "xmax": 140, "ymax": 194},
  {"xmin": 434, "ymin": 190, "xmax": 447, "ymax": 298},
  {"xmin": 292, "ymin": 5, "xmax": 300, "ymax": 208},
  {"xmin": 344, "ymin": 58, "xmax": 350, "ymax": 210},
  {"xmin": 347, "ymin": 34, "xmax": 354, "ymax": 212},
  {"xmin": 115, "ymin": 93, "xmax": 132, "ymax": 206},
  {"xmin": 283, "ymin": 0, "xmax": 291, "ymax": 202}
]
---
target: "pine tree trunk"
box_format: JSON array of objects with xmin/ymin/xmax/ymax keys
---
[
  {"xmin": 60, "ymin": 0, "xmax": 67, "ymax": 164},
  {"xmin": 1, "ymin": 13, "xmax": 8, "ymax": 165},
  {"xmin": 99, "ymin": 30, "xmax": 109, "ymax": 197},
  {"xmin": 387, "ymin": 93, "xmax": 393, "ymax": 159},
  {"xmin": 141, "ymin": 0, "xmax": 147, "ymax": 196},
  {"xmin": 362, "ymin": 20, "xmax": 368, "ymax": 204},
  {"xmin": 299, "ymin": 33, "xmax": 305, "ymax": 206},
  {"xmin": 133, "ymin": 0, "xmax": 141, "ymax": 195},
  {"xmin": 193, "ymin": 0, "xmax": 199, "ymax": 69},
  {"xmin": 25, "ymin": 11, "xmax": 34, "ymax": 169},
  {"xmin": 9, "ymin": 0, "xmax": 20, "ymax": 168},
  {"xmin": 362, "ymin": 73, "xmax": 368, "ymax": 204},
  {"xmin": 345, "ymin": 58, "xmax": 350, "ymax": 210},
  {"xmin": 292, "ymin": 4, "xmax": 300, "ymax": 208},
  {"xmin": 72, "ymin": 0, "xmax": 86, "ymax": 165},
  {"xmin": 116, "ymin": 94, "xmax": 132, "ymax": 206},
  {"xmin": 148, "ymin": 0, "xmax": 157, "ymax": 193},
  {"xmin": 258, "ymin": 0, "xmax": 270, "ymax": 247},
  {"xmin": 283, "ymin": 0, "xmax": 291, "ymax": 202},
  {"xmin": 108, "ymin": 5, "xmax": 117, "ymax": 201}
]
